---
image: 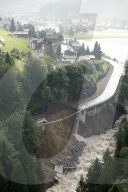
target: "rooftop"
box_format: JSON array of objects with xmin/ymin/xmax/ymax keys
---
[
  {"xmin": 78, "ymin": 55, "xmax": 95, "ymax": 61},
  {"xmin": 14, "ymin": 31, "xmax": 29, "ymax": 35}
]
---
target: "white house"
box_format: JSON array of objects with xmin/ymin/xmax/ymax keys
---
[
  {"xmin": 62, "ymin": 55, "xmax": 77, "ymax": 64},
  {"xmin": 30, "ymin": 38, "xmax": 45, "ymax": 50}
]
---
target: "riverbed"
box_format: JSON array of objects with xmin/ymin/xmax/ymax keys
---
[{"xmin": 47, "ymin": 129, "xmax": 117, "ymax": 192}]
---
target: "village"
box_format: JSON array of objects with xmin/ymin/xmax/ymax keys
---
[{"xmin": 0, "ymin": 17, "xmax": 97, "ymax": 65}]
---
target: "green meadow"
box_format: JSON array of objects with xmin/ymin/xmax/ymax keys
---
[{"xmin": 0, "ymin": 29, "xmax": 31, "ymax": 53}]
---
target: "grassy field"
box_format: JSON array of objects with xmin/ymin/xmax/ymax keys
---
[
  {"xmin": 0, "ymin": 29, "xmax": 31, "ymax": 53},
  {"xmin": 65, "ymin": 31, "xmax": 128, "ymax": 39},
  {"xmin": 74, "ymin": 34, "xmax": 128, "ymax": 39}
]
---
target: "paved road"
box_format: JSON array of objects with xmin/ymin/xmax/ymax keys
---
[
  {"xmin": 72, "ymin": 63, "xmax": 114, "ymax": 108},
  {"xmin": 78, "ymin": 58, "xmax": 124, "ymax": 110}
]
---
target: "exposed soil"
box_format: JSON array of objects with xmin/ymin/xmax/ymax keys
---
[{"xmin": 37, "ymin": 107, "xmax": 76, "ymax": 158}]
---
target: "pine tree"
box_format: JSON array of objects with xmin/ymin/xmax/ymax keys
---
[
  {"xmin": 98, "ymin": 44, "xmax": 102, "ymax": 60},
  {"xmin": 23, "ymin": 111, "xmax": 41, "ymax": 153},
  {"xmin": 93, "ymin": 41, "xmax": 99, "ymax": 59},
  {"xmin": 17, "ymin": 21, "xmax": 24, "ymax": 31},
  {"xmin": 98, "ymin": 161, "xmax": 114, "ymax": 185},
  {"xmin": 29, "ymin": 26, "xmax": 36, "ymax": 37},
  {"xmin": 69, "ymin": 26, "xmax": 74, "ymax": 36},
  {"xmin": 0, "ymin": 163, "xmax": 9, "ymax": 192},
  {"xmin": 10, "ymin": 160, "xmax": 27, "ymax": 184},
  {"xmin": 56, "ymin": 44, "xmax": 61, "ymax": 58},
  {"xmin": 86, "ymin": 46, "xmax": 90, "ymax": 55},
  {"xmin": 39, "ymin": 30, "xmax": 46, "ymax": 39},
  {"xmin": 0, "ymin": 139, "xmax": 13, "ymax": 176},
  {"xmin": 86, "ymin": 158, "xmax": 102, "ymax": 184},
  {"xmin": 109, "ymin": 184, "xmax": 123, "ymax": 192},
  {"xmin": 81, "ymin": 43, "xmax": 86, "ymax": 56},
  {"xmin": 45, "ymin": 42, "xmax": 54, "ymax": 58},
  {"xmin": 93, "ymin": 42, "xmax": 102, "ymax": 60},
  {"xmin": 103, "ymin": 148, "xmax": 112, "ymax": 163},
  {"xmin": 76, "ymin": 175, "xmax": 85, "ymax": 192},
  {"xmin": 5, "ymin": 52, "xmax": 11, "ymax": 65},
  {"xmin": 10, "ymin": 160, "xmax": 28, "ymax": 192},
  {"xmin": 10, "ymin": 18, "xmax": 16, "ymax": 32},
  {"xmin": 125, "ymin": 60, "xmax": 128, "ymax": 73}
]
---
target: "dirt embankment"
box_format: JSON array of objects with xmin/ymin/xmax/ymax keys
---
[{"xmin": 37, "ymin": 107, "xmax": 76, "ymax": 158}]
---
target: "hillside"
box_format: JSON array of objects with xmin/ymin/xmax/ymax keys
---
[
  {"xmin": 39, "ymin": 0, "xmax": 128, "ymax": 21},
  {"xmin": 0, "ymin": 29, "xmax": 30, "ymax": 53},
  {"xmin": 39, "ymin": 0, "xmax": 82, "ymax": 19}
]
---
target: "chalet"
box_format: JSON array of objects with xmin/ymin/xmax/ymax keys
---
[
  {"xmin": 64, "ymin": 49, "xmax": 76, "ymax": 57},
  {"xmin": 62, "ymin": 45, "xmax": 77, "ymax": 63},
  {"xmin": 13, "ymin": 31, "xmax": 29, "ymax": 39},
  {"xmin": 78, "ymin": 55, "xmax": 95, "ymax": 61},
  {"xmin": 36, "ymin": 39, "xmax": 45, "ymax": 49},
  {"xmin": 69, "ymin": 39, "xmax": 81, "ymax": 52},
  {"xmin": 30, "ymin": 38, "xmax": 37, "ymax": 49},
  {"xmin": 47, "ymin": 32, "xmax": 59, "ymax": 42},
  {"xmin": 30, "ymin": 38, "xmax": 45, "ymax": 50}
]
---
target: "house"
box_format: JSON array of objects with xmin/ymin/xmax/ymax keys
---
[
  {"xmin": 61, "ymin": 45, "xmax": 77, "ymax": 64},
  {"xmin": 62, "ymin": 55, "xmax": 77, "ymax": 64},
  {"xmin": 30, "ymin": 38, "xmax": 37, "ymax": 49},
  {"xmin": 69, "ymin": 39, "xmax": 81, "ymax": 52},
  {"xmin": 13, "ymin": 31, "xmax": 29, "ymax": 39},
  {"xmin": 78, "ymin": 55, "xmax": 95, "ymax": 61},
  {"xmin": 24, "ymin": 24, "xmax": 33, "ymax": 30},
  {"xmin": 36, "ymin": 39, "xmax": 45, "ymax": 49},
  {"xmin": 64, "ymin": 49, "xmax": 76, "ymax": 57},
  {"xmin": 47, "ymin": 32, "xmax": 59, "ymax": 42},
  {"xmin": 30, "ymin": 38, "xmax": 45, "ymax": 50}
]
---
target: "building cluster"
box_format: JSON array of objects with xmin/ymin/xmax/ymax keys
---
[
  {"xmin": 30, "ymin": 32, "xmax": 59, "ymax": 50},
  {"xmin": 62, "ymin": 39, "xmax": 95, "ymax": 64},
  {"xmin": 60, "ymin": 18, "xmax": 95, "ymax": 35},
  {"xmin": 0, "ymin": 18, "xmax": 10, "ymax": 30},
  {"xmin": 95, "ymin": 20, "xmax": 128, "ymax": 30},
  {"xmin": 8, "ymin": 24, "xmax": 34, "ymax": 39}
]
